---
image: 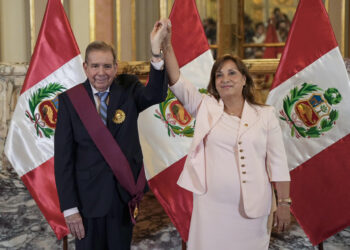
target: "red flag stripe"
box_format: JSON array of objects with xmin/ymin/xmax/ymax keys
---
[
  {"xmin": 21, "ymin": 0, "xmax": 80, "ymax": 94},
  {"xmin": 148, "ymin": 156, "xmax": 192, "ymax": 242},
  {"xmin": 21, "ymin": 157, "xmax": 68, "ymax": 240},
  {"xmin": 169, "ymin": 0, "xmax": 209, "ymax": 68},
  {"xmin": 271, "ymin": 0, "xmax": 337, "ymax": 90},
  {"xmin": 290, "ymin": 134, "xmax": 350, "ymax": 245}
]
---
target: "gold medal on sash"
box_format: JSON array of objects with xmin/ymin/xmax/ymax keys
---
[
  {"xmin": 113, "ymin": 109, "xmax": 125, "ymax": 124},
  {"xmin": 133, "ymin": 205, "xmax": 139, "ymax": 219}
]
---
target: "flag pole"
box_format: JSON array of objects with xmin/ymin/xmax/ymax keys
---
[
  {"xmin": 318, "ymin": 242, "xmax": 324, "ymax": 250},
  {"xmin": 182, "ymin": 240, "xmax": 186, "ymax": 250},
  {"xmin": 63, "ymin": 236, "xmax": 68, "ymax": 250}
]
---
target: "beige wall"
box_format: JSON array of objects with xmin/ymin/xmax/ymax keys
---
[
  {"xmin": 68, "ymin": 0, "xmax": 90, "ymax": 60},
  {"xmin": 0, "ymin": 0, "xmax": 30, "ymax": 63},
  {"xmin": 326, "ymin": 0, "xmax": 348, "ymax": 57},
  {"xmin": 136, "ymin": 0, "xmax": 160, "ymax": 61}
]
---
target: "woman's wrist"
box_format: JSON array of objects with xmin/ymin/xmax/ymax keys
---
[
  {"xmin": 151, "ymin": 49, "xmax": 163, "ymax": 59},
  {"xmin": 162, "ymin": 43, "xmax": 172, "ymax": 53},
  {"xmin": 277, "ymin": 197, "xmax": 292, "ymax": 207},
  {"xmin": 277, "ymin": 197, "xmax": 292, "ymax": 204},
  {"xmin": 278, "ymin": 202, "xmax": 291, "ymax": 207}
]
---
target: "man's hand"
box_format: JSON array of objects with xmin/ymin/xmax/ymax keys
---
[
  {"xmin": 273, "ymin": 204, "xmax": 291, "ymax": 233},
  {"xmin": 65, "ymin": 212, "xmax": 85, "ymax": 240}
]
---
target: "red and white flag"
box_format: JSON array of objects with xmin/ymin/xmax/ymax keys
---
[
  {"xmin": 266, "ymin": 0, "xmax": 350, "ymax": 245},
  {"xmin": 263, "ymin": 20, "xmax": 281, "ymax": 59},
  {"xmin": 4, "ymin": 0, "xmax": 86, "ymax": 239},
  {"xmin": 138, "ymin": 0, "xmax": 213, "ymax": 241}
]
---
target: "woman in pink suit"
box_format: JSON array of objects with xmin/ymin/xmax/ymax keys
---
[{"xmin": 155, "ymin": 19, "xmax": 291, "ymax": 250}]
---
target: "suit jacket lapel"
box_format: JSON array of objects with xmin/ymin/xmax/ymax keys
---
[
  {"xmin": 83, "ymin": 80, "xmax": 96, "ymax": 105},
  {"xmin": 190, "ymin": 97, "xmax": 224, "ymax": 152},
  {"xmin": 238, "ymin": 101, "xmax": 260, "ymax": 138},
  {"xmin": 107, "ymin": 79, "xmax": 123, "ymax": 135}
]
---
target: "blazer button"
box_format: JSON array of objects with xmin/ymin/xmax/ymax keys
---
[
  {"xmin": 238, "ymin": 141, "xmax": 242, "ymax": 145},
  {"xmin": 242, "ymin": 171, "xmax": 246, "ymax": 174},
  {"xmin": 241, "ymin": 164, "xmax": 245, "ymax": 167},
  {"xmin": 242, "ymin": 180, "xmax": 246, "ymax": 183},
  {"xmin": 244, "ymin": 123, "xmax": 248, "ymax": 127},
  {"xmin": 239, "ymin": 149, "xmax": 243, "ymax": 152},
  {"xmin": 240, "ymin": 156, "xmax": 245, "ymax": 159}
]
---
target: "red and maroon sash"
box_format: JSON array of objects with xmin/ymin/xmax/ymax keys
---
[{"xmin": 67, "ymin": 84, "xmax": 146, "ymax": 224}]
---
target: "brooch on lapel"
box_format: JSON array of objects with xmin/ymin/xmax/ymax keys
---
[{"xmin": 113, "ymin": 109, "xmax": 126, "ymax": 124}]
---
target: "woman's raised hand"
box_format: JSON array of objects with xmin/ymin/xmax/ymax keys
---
[{"xmin": 150, "ymin": 19, "xmax": 170, "ymax": 56}]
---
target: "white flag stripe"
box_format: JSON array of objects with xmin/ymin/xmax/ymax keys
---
[
  {"xmin": 139, "ymin": 49, "xmax": 213, "ymax": 179},
  {"xmin": 267, "ymin": 47, "xmax": 350, "ymax": 171},
  {"xmin": 5, "ymin": 55, "xmax": 86, "ymax": 176},
  {"xmin": 22, "ymin": 56, "xmax": 86, "ymax": 97},
  {"xmin": 180, "ymin": 50, "xmax": 214, "ymax": 88}
]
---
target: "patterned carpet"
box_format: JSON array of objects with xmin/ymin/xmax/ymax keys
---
[{"xmin": 0, "ymin": 168, "xmax": 349, "ymax": 250}]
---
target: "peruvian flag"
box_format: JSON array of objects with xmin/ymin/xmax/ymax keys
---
[
  {"xmin": 266, "ymin": 0, "xmax": 350, "ymax": 245},
  {"xmin": 138, "ymin": 0, "xmax": 213, "ymax": 241},
  {"xmin": 4, "ymin": 0, "xmax": 86, "ymax": 239},
  {"xmin": 263, "ymin": 19, "xmax": 283, "ymax": 59}
]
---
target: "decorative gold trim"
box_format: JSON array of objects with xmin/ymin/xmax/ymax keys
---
[
  {"xmin": 242, "ymin": 58, "xmax": 280, "ymax": 74},
  {"xmin": 168, "ymin": 0, "xmax": 173, "ymax": 15},
  {"xmin": 325, "ymin": 0, "xmax": 346, "ymax": 56},
  {"xmin": 29, "ymin": 0, "xmax": 35, "ymax": 54},
  {"xmin": 116, "ymin": 0, "xmax": 121, "ymax": 60},
  {"xmin": 131, "ymin": 0, "xmax": 136, "ymax": 61},
  {"xmin": 242, "ymin": 42, "xmax": 285, "ymax": 48},
  {"xmin": 324, "ymin": 0, "xmax": 329, "ymax": 11},
  {"xmin": 340, "ymin": 0, "xmax": 346, "ymax": 56},
  {"xmin": 89, "ymin": 0, "xmax": 95, "ymax": 42},
  {"xmin": 160, "ymin": 0, "xmax": 167, "ymax": 19}
]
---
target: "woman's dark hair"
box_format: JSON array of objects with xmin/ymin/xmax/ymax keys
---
[{"xmin": 207, "ymin": 54, "xmax": 259, "ymax": 105}]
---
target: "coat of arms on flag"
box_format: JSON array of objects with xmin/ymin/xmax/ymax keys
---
[
  {"xmin": 25, "ymin": 83, "xmax": 66, "ymax": 138},
  {"xmin": 154, "ymin": 88, "xmax": 207, "ymax": 138},
  {"xmin": 279, "ymin": 82, "xmax": 341, "ymax": 138}
]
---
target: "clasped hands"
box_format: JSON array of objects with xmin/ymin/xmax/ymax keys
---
[{"xmin": 150, "ymin": 19, "xmax": 172, "ymax": 59}]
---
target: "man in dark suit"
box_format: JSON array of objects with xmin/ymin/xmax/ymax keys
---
[{"xmin": 54, "ymin": 21, "xmax": 168, "ymax": 249}]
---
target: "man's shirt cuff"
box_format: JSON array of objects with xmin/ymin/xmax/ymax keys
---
[
  {"xmin": 63, "ymin": 207, "xmax": 79, "ymax": 217},
  {"xmin": 150, "ymin": 60, "xmax": 164, "ymax": 70}
]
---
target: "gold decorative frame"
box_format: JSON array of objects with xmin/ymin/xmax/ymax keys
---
[
  {"xmin": 29, "ymin": 0, "xmax": 35, "ymax": 54},
  {"xmin": 89, "ymin": 0, "xmax": 96, "ymax": 42},
  {"xmin": 160, "ymin": 0, "xmax": 167, "ymax": 19},
  {"xmin": 131, "ymin": 0, "xmax": 136, "ymax": 60},
  {"xmin": 116, "ymin": 0, "xmax": 121, "ymax": 59}
]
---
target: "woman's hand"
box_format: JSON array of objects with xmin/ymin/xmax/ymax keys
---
[
  {"xmin": 150, "ymin": 19, "xmax": 170, "ymax": 56},
  {"xmin": 274, "ymin": 204, "xmax": 291, "ymax": 232},
  {"xmin": 162, "ymin": 19, "xmax": 172, "ymax": 51}
]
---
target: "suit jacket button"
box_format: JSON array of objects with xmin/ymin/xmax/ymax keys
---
[
  {"xmin": 238, "ymin": 141, "xmax": 242, "ymax": 145},
  {"xmin": 242, "ymin": 180, "xmax": 246, "ymax": 183},
  {"xmin": 239, "ymin": 149, "xmax": 243, "ymax": 152},
  {"xmin": 244, "ymin": 123, "xmax": 248, "ymax": 127},
  {"xmin": 242, "ymin": 171, "xmax": 246, "ymax": 174},
  {"xmin": 240, "ymin": 156, "xmax": 245, "ymax": 159},
  {"xmin": 241, "ymin": 164, "xmax": 245, "ymax": 167}
]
